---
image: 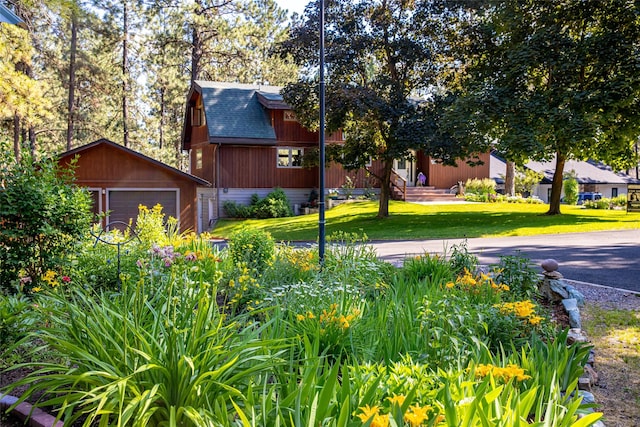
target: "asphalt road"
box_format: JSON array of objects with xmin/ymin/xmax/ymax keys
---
[{"xmin": 371, "ymin": 229, "xmax": 640, "ymax": 293}]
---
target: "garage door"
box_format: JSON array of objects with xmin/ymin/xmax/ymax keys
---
[{"xmin": 108, "ymin": 190, "xmax": 178, "ymax": 228}]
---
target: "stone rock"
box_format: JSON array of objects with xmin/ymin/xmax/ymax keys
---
[
  {"xmin": 561, "ymin": 298, "xmax": 582, "ymax": 328},
  {"xmin": 578, "ymin": 376, "xmax": 592, "ymax": 391},
  {"xmin": 562, "ymin": 298, "xmax": 578, "ymax": 311},
  {"xmin": 543, "ymin": 270, "xmax": 564, "ymax": 279},
  {"xmin": 565, "ymin": 285, "xmax": 585, "ymax": 307},
  {"xmin": 587, "ymin": 349, "xmax": 595, "ymax": 366},
  {"xmin": 567, "ymin": 328, "xmax": 588, "ymax": 344},
  {"xmin": 549, "ymin": 279, "xmax": 570, "ymax": 299},
  {"xmin": 578, "ymin": 390, "xmax": 596, "ymax": 405},
  {"xmin": 541, "ymin": 258, "xmax": 559, "ymax": 272},
  {"xmin": 568, "ymin": 309, "xmax": 581, "ymax": 329},
  {"xmin": 539, "ymin": 278, "xmax": 568, "ymax": 302},
  {"xmin": 583, "ymin": 364, "xmax": 599, "ymax": 385}
]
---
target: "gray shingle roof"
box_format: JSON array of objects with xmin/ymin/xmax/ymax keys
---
[
  {"xmin": 491, "ymin": 152, "xmax": 640, "ymax": 185},
  {"xmin": 195, "ymin": 81, "xmax": 285, "ymax": 142}
]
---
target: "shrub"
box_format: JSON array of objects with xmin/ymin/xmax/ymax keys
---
[
  {"xmin": 135, "ymin": 203, "xmax": 183, "ymax": 248},
  {"xmin": 563, "ymin": 174, "xmax": 579, "ymax": 205},
  {"xmin": 447, "ymin": 241, "xmax": 478, "ymax": 275},
  {"xmin": 222, "ymin": 188, "xmax": 293, "ymax": 219},
  {"xmin": 464, "ymin": 178, "xmax": 496, "ymax": 195},
  {"xmin": 611, "ymin": 194, "xmax": 627, "ymax": 207},
  {"xmin": 228, "ymin": 228, "xmax": 275, "ymax": 273},
  {"xmin": 0, "ymin": 148, "xmax": 92, "ymax": 294},
  {"xmin": 492, "ymin": 253, "xmax": 540, "ymax": 300},
  {"xmin": 252, "ymin": 188, "xmax": 293, "ymax": 218},
  {"xmin": 223, "ymin": 200, "xmax": 252, "ymax": 218},
  {"xmin": 74, "ymin": 226, "xmax": 144, "ymax": 291}
]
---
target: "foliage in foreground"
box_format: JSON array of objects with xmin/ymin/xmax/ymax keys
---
[
  {"xmin": 0, "ymin": 145, "xmax": 93, "ymax": 294},
  {"xmin": 1, "ymin": 228, "xmax": 602, "ymax": 426}
]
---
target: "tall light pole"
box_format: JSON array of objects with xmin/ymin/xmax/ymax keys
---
[{"xmin": 318, "ymin": 0, "xmax": 326, "ymax": 263}]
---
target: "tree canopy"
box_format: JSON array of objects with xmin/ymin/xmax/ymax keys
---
[
  {"xmin": 455, "ymin": 0, "xmax": 640, "ymax": 214},
  {"xmin": 2, "ymin": 0, "xmax": 295, "ymax": 166},
  {"xmin": 278, "ymin": 0, "xmax": 487, "ymax": 218}
]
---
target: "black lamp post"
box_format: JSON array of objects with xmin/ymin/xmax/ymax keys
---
[{"xmin": 318, "ymin": 0, "xmax": 326, "ymax": 263}]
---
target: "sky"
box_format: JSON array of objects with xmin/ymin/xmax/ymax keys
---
[{"xmin": 275, "ymin": 0, "xmax": 309, "ymax": 18}]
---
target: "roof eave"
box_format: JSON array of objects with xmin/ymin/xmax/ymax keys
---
[
  {"xmin": 209, "ymin": 137, "xmax": 277, "ymax": 146},
  {"xmin": 256, "ymin": 92, "xmax": 290, "ymax": 110}
]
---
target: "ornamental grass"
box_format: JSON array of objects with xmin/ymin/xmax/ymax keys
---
[{"xmin": 0, "ymin": 208, "xmax": 602, "ymax": 426}]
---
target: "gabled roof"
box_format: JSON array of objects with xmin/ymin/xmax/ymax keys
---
[
  {"xmin": 59, "ymin": 138, "xmax": 211, "ymax": 186},
  {"xmin": 490, "ymin": 152, "xmax": 640, "ymax": 185},
  {"xmin": 0, "ymin": 3, "xmax": 26, "ymax": 28},
  {"xmin": 194, "ymin": 81, "xmax": 288, "ymax": 144}
]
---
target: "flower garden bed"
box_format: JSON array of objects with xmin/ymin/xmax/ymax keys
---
[{"xmin": 1, "ymin": 220, "xmax": 604, "ymax": 426}]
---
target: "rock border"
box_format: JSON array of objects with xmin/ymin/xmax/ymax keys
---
[
  {"xmin": 0, "ymin": 393, "xmax": 63, "ymax": 427},
  {"xmin": 538, "ymin": 259, "xmax": 605, "ymax": 427}
]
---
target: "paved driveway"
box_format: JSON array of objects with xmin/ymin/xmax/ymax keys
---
[{"xmin": 371, "ymin": 229, "xmax": 640, "ymax": 293}]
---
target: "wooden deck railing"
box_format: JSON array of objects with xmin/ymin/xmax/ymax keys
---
[{"xmin": 390, "ymin": 169, "xmax": 407, "ymax": 201}]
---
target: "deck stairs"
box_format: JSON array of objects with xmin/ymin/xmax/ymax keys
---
[{"xmin": 393, "ymin": 186, "xmax": 463, "ymax": 203}]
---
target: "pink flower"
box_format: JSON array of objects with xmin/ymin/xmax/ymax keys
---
[
  {"xmin": 163, "ymin": 258, "xmax": 173, "ymax": 267},
  {"xmin": 20, "ymin": 276, "xmax": 32, "ymax": 284},
  {"xmin": 136, "ymin": 259, "xmax": 144, "ymax": 268},
  {"xmin": 62, "ymin": 276, "xmax": 71, "ymax": 283}
]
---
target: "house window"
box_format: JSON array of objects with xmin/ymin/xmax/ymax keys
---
[
  {"xmin": 612, "ymin": 187, "xmax": 618, "ymax": 197},
  {"xmin": 283, "ymin": 110, "xmax": 297, "ymax": 122},
  {"xmin": 277, "ymin": 148, "xmax": 304, "ymax": 168},
  {"xmin": 195, "ymin": 148, "xmax": 203, "ymax": 170},
  {"xmin": 191, "ymin": 106, "xmax": 204, "ymax": 127}
]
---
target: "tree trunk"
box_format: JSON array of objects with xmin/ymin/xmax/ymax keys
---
[
  {"xmin": 377, "ymin": 159, "xmax": 393, "ymax": 218},
  {"xmin": 28, "ymin": 126, "xmax": 36, "ymax": 159},
  {"xmin": 546, "ymin": 151, "xmax": 566, "ymax": 215},
  {"xmin": 158, "ymin": 86, "xmax": 165, "ymax": 149},
  {"xmin": 66, "ymin": 9, "xmax": 78, "ymax": 151},
  {"xmin": 504, "ymin": 160, "xmax": 516, "ymax": 196},
  {"xmin": 191, "ymin": 27, "xmax": 202, "ymax": 83},
  {"xmin": 13, "ymin": 114, "xmax": 20, "ymax": 161},
  {"xmin": 122, "ymin": 1, "xmax": 129, "ymax": 147}
]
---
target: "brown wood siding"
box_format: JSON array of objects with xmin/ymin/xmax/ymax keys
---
[
  {"xmin": 326, "ymin": 160, "xmax": 383, "ymax": 189},
  {"xmin": 272, "ymin": 110, "xmax": 342, "ymax": 143},
  {"xmin": 58, "ymin": 144, "xmax": 200, "ymax": 233},
  {"xmin": 190, "ymin": 141, "xmax": 216, "ymax": 186},
  {"xmin": 427, "ymin": 152, "xmax": 491, "ymax": 189},
  {"xmin": 219, "ymin": 145, "xmax": 318, "ymax": 188},
  {"xmin": 192, "ymin": 121, "xmax": 209, "ymax": 144}
]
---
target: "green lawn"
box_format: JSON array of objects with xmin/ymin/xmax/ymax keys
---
[{"xmin": 211, "ymin": 201, "xmax": 640, "ymax": 241}]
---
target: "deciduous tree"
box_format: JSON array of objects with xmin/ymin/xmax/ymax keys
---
[
  {"xmin": 457, "ymin": 0, "xmax": 640, "ymax": 214},
  {"xmin": 278, "ymin": 0, "xmax": 486, "ymax": 218}
]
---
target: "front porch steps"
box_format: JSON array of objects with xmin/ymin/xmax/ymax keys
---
[{"xmin": 394, "ymin": 186, "xmax": 463, "ymax": 203}]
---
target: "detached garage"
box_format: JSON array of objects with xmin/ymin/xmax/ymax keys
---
[{"xmin": 58, "ymin": 139, "xmax": 210, "ymax": 233}]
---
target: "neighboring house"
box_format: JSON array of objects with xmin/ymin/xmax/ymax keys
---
[
  {"xmin": 0, "ymin": 4, "xmax": 26, "ymax": 28},
  {"xmin": 490, "ymin": 152, "xmax": 639, "ymax": 202},
  {"xmin": 181, "ymin": 81, "xmax": 490, "ymax": 226},
  {"xmin": 58, "ymin": 139, "xmax": 210, "ymax": 233}
]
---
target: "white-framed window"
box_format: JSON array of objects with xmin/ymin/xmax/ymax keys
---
[{"xmin": 277, "ymin": 147, "xmax": 304, "ymax": 168}]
